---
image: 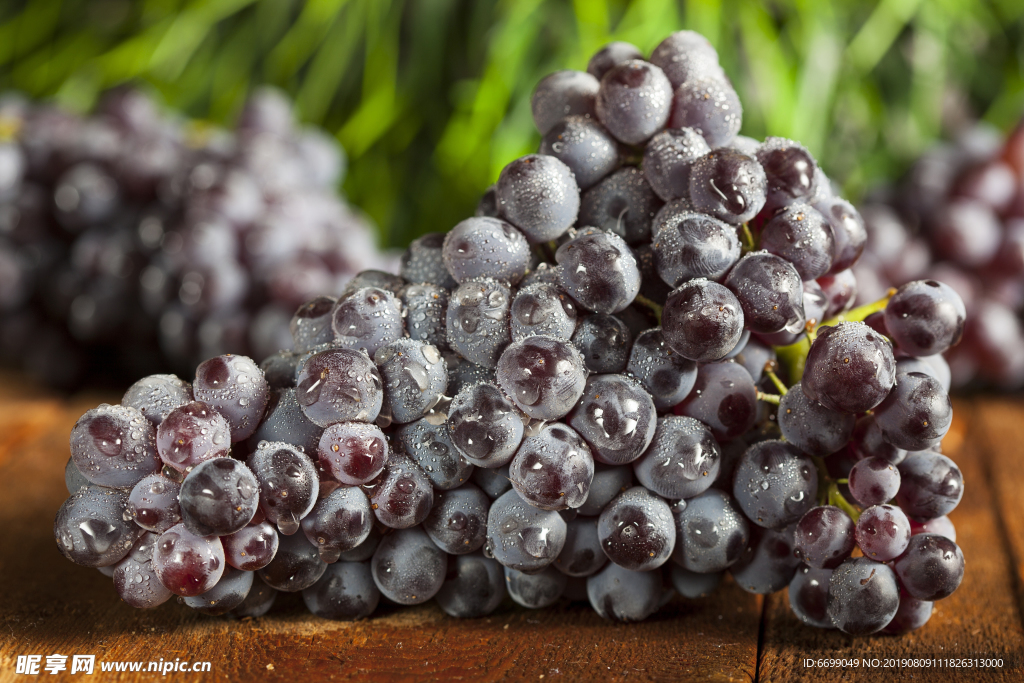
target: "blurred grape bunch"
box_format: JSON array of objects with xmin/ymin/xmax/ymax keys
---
[
  {"xmin": 0, "ymin": 0, "xmax": 1020, "ymax": 252},
  {"xmin": 0, "ymin": 86, "xmax": 390, "ymax": 388},
  {"xmin": 856, "ymin": 119, "xmax": 1024, "ymax": 390}
]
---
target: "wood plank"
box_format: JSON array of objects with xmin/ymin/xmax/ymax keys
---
[
  {"xmin": 975, "ymin": 397, "xmax": 1024, "ymax": 612},
  {"xmin": 0, "ymin": 390, "xmax": 761, "ymax": 683},
  {"xmin": 757, "ymin": 401, "xmax": 1024, "ymax": 682}
]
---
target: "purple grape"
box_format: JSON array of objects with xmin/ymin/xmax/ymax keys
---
[
  {"xmin": 183, "ymin": 567, "xmax": 254, "ymax": 616},
  {"xmin": 229, "ymin": 574, "xmax": 277, "ymax": 618},
  {"xmin": 554, "ymin": 516, "xmax": 607, "ymax": 577},
  {"xmin": 447, "ymin": 381, "xmax": 524, "ymax": 468},
  {"xmin": 568, "ymin": 374, "xmax": 656, "ymax": 466},
  {"xmin": 671, "ymin": 488, "xmax": 748, "ymax": 573},
  {"xmin": 571, "ymin": 313, "xmax": 632, "ymax": 374},
  {"xmin": 442, "ymin": 216, "xmax": 531, "ymax": 285},
  {"xmin": 248, "ymin": 441, "xmax": 319, "ymax": 535},
  {"xmin": 121, "ymin": 374, "xmax": 193, "ymax": 426},
  {"xmin": 597, "ymin": 486, "xmax": 674, "ymax": 571},
  {"xmin": 400, "ymin": 283, "xmax": 449, "ymax": 350},
  {"xmin": 248, "ymin": 388, "xmax": 323, "ymax": 458},
  {"xmin": 855, "ymin": 504, "xmax": 911, "ymax": 561},
  {"xmin": 509, "ymin": 422, "xmax": 595, "ymax": 510},
  {"xmin": 850, "ymin": 414, "xmax": 907, "ymax": 464},
  {"xmin": 848, "ymin": 457, "xmax": 901, "ymax": 507},
  {"xmin": 777, "ymin": 383, "xmax": 856, "ymax": 457},
  {"xmin": 670, "ymin": 565, "xmax": 722, "ymax": 598},
  {"xmin": 126, "ymin": 474, "xmax": 181, "ymax": 534},
  {"xmin": 505, "ymin": 566, "xmax": 567, "ymax": 608},
  {"xmin": 649, "ymin": 31, "xmax": 724, "ymax": 88},
  {"xmin": 300, "ymin": 486, "xmax": 372, "ymax": 563},
  {"xmin": 191, "ymin": 354, "xmax": 269, "ymax": 442},
  {"xmin": 633, "ymin": 415, "xmax": 721, "ymax": 500},
  {"xmin": 669, "ymin": 77, "xmax": 743, "ymax": 148},
  {"xmin": 396, "ymin": 418, "xmax": 474, "ymax": 490},
  {"xmin": 446, "ymin": 278, "xmax": 512, "ymax": 368},
  {"xmin": 932, "ymin": 199, "xmax": 1001, "ymax": 267},
  {"xmin": 884, "ymin": 279, "xmax": 967, "ymax": 357},
  {"xmin": 179, "ymin": 457, "xmax": 259, "ymax": 537},
  {"xmin": 817, "ymin": 268, "xmax": 858, "ymax": 319},
  {"xmin": 435, "ymin": 553, "xmax": 506, "ymax": 618},
  {"xmin": 330, "ymin": 287, "xmax": 404, "ymax": 357},
  {"xmin": 423, "ymin": 483, "xmax": 489, "ymax": 554},
  {"xmin": 55, "ymin": 485, "xmax": 142, "ymax": 567},
  {"xmin": 897, "ymin": 355, "xmax": 952, "ymax": 393},
  {"xmin": 758, "ymin": 204, "xmax": 835, "ymax": 280},
  {"xmin": 731, "ymin": 336, "xmax": 775, "ymax": 383},
  {"xmin": 789, "ymin": 566, "xmax": 834, "ymax": 629},
  {"xmin": 802, "ymin": 322, "xmax": 896, "ymax": 414},
  {"xmin": 374, "ymin": 339, "xmax": 447, "ymax": 425},
  {"xmin": 261, "ymin": 351, "xmax": 299, "ymax": 389},
  {"xmin": 896, "ymin": 451, "xmax": 964, "ymax": 521},
  {"xmin": 496, "ymin": 335, "xmax": 588, "ymax": 421},
  {"xmin": 595, "ymin": 60, "xmax": 673, "ymax": 145},
  {"xmin": 883, "ymin": 595, "xmax": 934, "ymax": 634},
  {"xmin": 69, "ymin": 403, "xmax": 160, "ymax": 488},
  {"xmin": 556, "ymin": 228, "xmax": 641, "ymax": 315},
  {"xmin": 222, "ymin": 521, "xmax": 279, "ymax": 571},
  {"xmin": 626, "ymin": 328, "xmax": 697, "ymax": 411},
  {"xmin": 642, "ymin": 128, "xmax": 712, "ymax": 201},
  {"xmin": 874, "ymin": 372, "xmax": 952, "ymax": 452},
  {"xmin": 815, "ymin": 197, "xmax": 866, "ymax": 274},
  {"xmin": 724, "ymin": 251, "xmax": 805, "ymax": 335},
  {"xmin": 675, "ymin": 361, "xmax": 757, "ymax": 442},
  {"xmin": 826, "ymin": 557, "xmax": 900, "ymax": 635},
  {"xmin": 539, "ymin": 115, "xmax": 620, "ymax": 190},
  {"xmin": 485, "ymin": 489, "xmax": 567, "ymax": 572},
  {"xmin": 651, "ymin": 206, "xmax": 740, "ymax": 286},
  {"xmin": 733, "ymin": 440, "xmax": 817, "ymax": 529},
  {"xmin": 400, "ymin": 232, "xmax": 457, "ymax": 289},
  {"xmin": 893, "ymin": 533, "xmax": 964, "ymax": 601},
  {"xmin": 114, "ymin": 532, "xmax": 175, "ymax": 609},
  {"xmin": 587, "ymin": 42, "xmax": 644, "ymax": 80},
  {"xmin": 510, "ymin": 282, "xmax": 578, "ymax": 341},
  {"xmin": 371, "ymin": 526, "xmax": 447, "ymax": 605},
  {"xmin": 687, "ymin": 150, "xmax": 766, "ymax": 225},
  {"xmin": 152, "ymin": 523, "xmax": 225, "ymax": 597},
  {"xmin": 303, "ymin": 561, "xmax": 379, "ymax": 620},
  {"xmin": 295, "ymin": 348, "xmax": 383, "ymax": 426},
  {"xmin": 531, "ymin": 70, "xmax": 599, "ymax": 136},
  {"xmin": 290, "ymin": 296, "xmax": 337, "ymax": 353},
  {"xmin": 586, "ymin": 561, "xmax": 662, "ymax": 622},
  {"xmin": 317, "ymin": 421, "xmax": 388, "ymax": 486},
  {"xmin": 662, "ymin": 279, "xmax": 744, "ymax": 362},
  {"xmin": 731, "ymin": 524, "xmax": 802, "ymax": 594},
  {"xmin": 911, "ymin": 515, "xmax": 956, "ymax": 542},
  {"xmin": 472, "ymin": 464, "xmax": 513, "ymax": 500},
  {"xmin": 366, "ymin": 452, "xmax": 433, "ymax": 529},
  {"xmin": 755, "ymin": 137, "xmax": 819, "ymax": 211},
  {"xmin": 578, "ymin": 167, "xmax": 663, "ymax": 245},
  {"xmin": 792, "ymin": 505, "xmax": 855, "ymax": 569},
  {"xmin": 257, "ymin": 529, "xmax": 327, "ymax": 592},
  {"xmin": 339, "ymin": 270, "xmax": 406, "ymax": 299},
  {"xmin": 497, "ymin": 154, "xmax": 580, "ymax": 244}
]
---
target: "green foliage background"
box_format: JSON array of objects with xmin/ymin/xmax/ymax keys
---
[{"xmin": 1, "ymin": 0, "xmax": 1022, "ymax": 249}]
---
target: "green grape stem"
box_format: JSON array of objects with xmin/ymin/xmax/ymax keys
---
[
  {"xmin": 763, "ymin": 362, "xmax": 789, "ymax": 395},
  {"xmin": 811, "ymin": 456, "xmax": 861, "ymax": 521},
  {"xmin": 756, "ymin": 390, "xmax": 781, "ymax": 405},
  {"xmin": 633, "ymin": 294, "xmax": 663, "ymax": 324},
  {"xmin": 740, "ymin": 223, "xmax": 757, "ymax": 253}
]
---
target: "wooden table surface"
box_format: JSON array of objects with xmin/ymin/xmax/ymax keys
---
[{"xmin": 0, "ymin": 373, "xmax": 1022, "ymax": 682}]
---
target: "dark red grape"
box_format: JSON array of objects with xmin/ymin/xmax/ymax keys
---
[
  {"xmin": 595, "ymin": 60, "xmax": 673, "ymax": 145},
  {"xmin": 662, "ymin": 278, "xmax": 744, "ymax": 362},
  {"xmin": 893, "ymin": 533, "xmax": 964, "ymax": 601},
  {"xmin": 802, "ymin": 322, "xmax": 896, "ymax": 414},
  {"xmin": 688, "ymin": 149, "xmax": 766, "ymax": 224},
  {"xmin": 675, "ymin": 361, "xmax": 757, "ymax": 442}
]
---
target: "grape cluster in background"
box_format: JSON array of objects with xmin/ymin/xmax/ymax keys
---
[
  {"xmin": 855, "ymin": 122, "xmax": 1024, "ymax": 390},
  {"xmin": 54, "ymin": 31, "xmax": 968, "ymax": 635},
  {"xmin": 0, "ymin": 87, "xmax": 391, "ymax": 388}
]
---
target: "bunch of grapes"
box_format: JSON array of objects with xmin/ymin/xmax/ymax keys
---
[
  {"xmin": 856, "ymin": 120, "xmax": 1024, "ymax": 389},
  {"xmin": 0, "ymin": 87, "xmax": 389, "ymax": 388},
  {"xmin": 55, "ymin": 31, "xmax": 967, "ymax": 634}
]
